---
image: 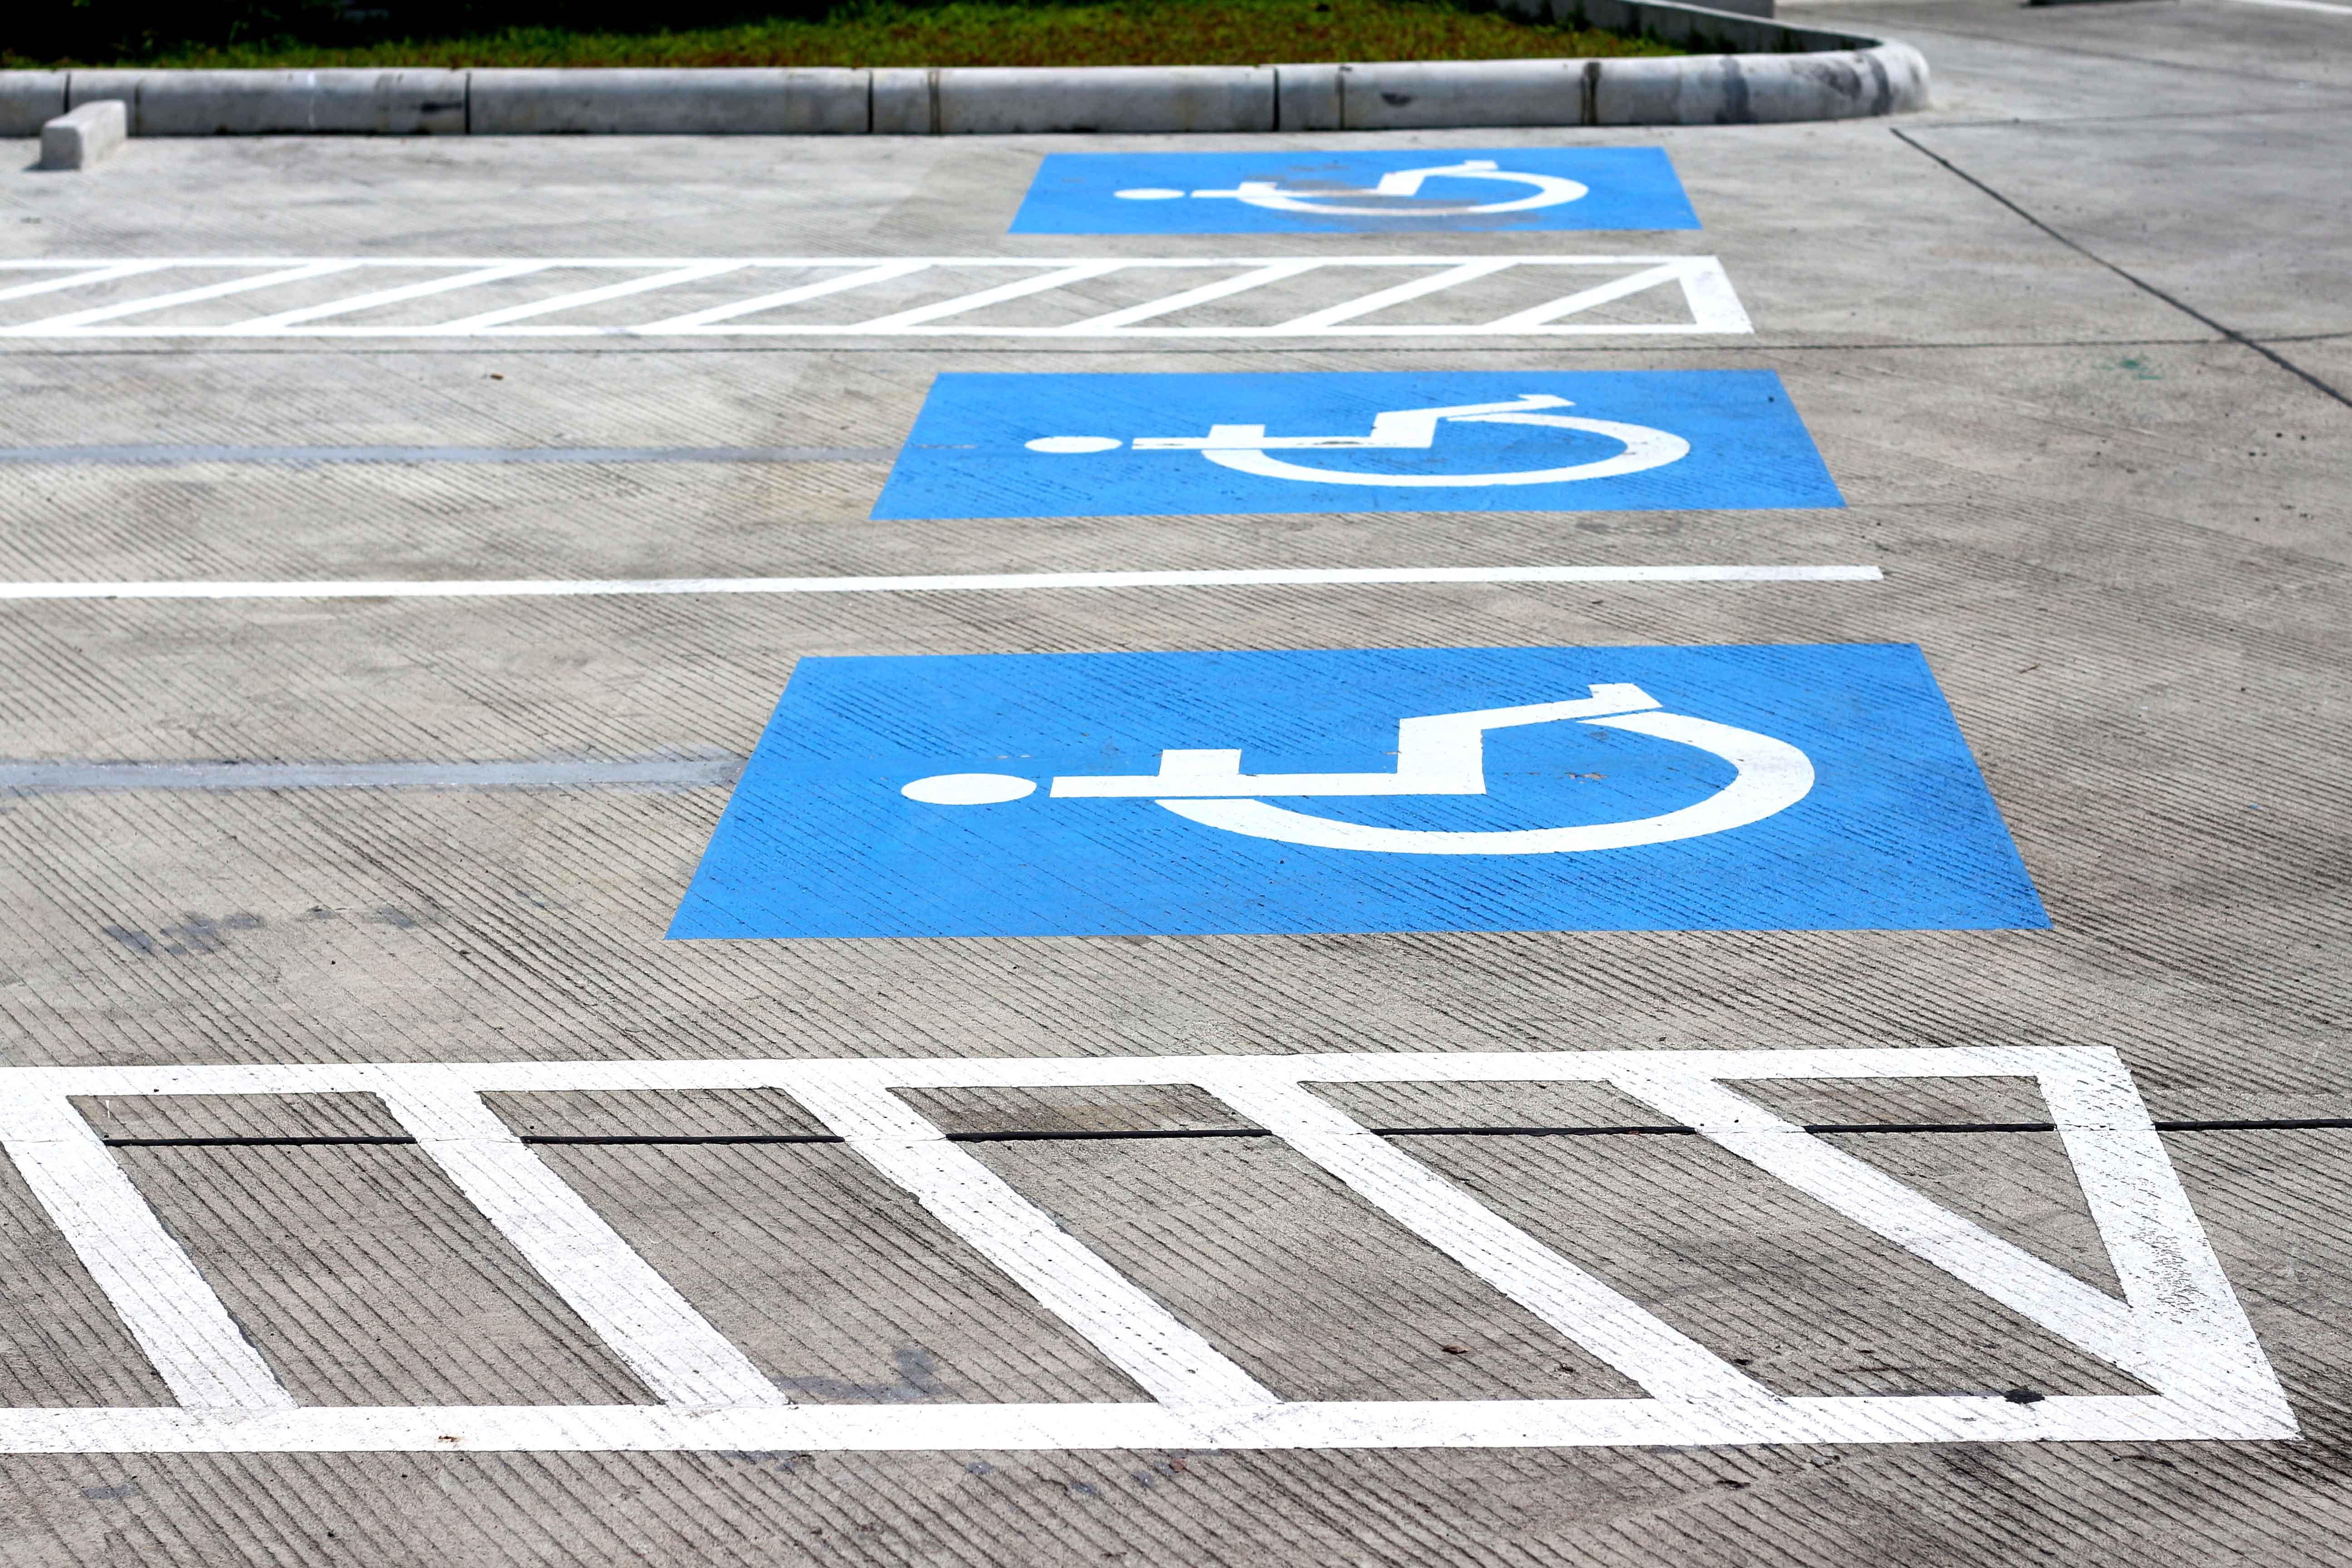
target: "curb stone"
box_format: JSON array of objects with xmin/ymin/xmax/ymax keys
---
[{"xmin": 4, "ymin": 0, "xmax": 1923, "ymax": 141}]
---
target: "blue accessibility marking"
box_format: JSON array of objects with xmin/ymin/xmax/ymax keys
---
[
  {"xmin": 872, "ymin": 369, "xmax": 1842, "ymax": 521},
  {"xmin": 670, "ymin": 644, "xmax": 2048, "ymax": 940},
  {"xmin": 1009, "ymin": 148, "xmax": 1700, "ymax": 234}
]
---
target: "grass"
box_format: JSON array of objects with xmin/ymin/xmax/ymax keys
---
[{"xmin": 71, "ymin": 0, "xmax": 1682, "ymax": 70}]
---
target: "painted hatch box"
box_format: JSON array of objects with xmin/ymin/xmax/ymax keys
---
[
  {"xmin": 871, "ymin": 369, "xmax": 1843, "ymax": 521},
  {"xmin": 671, "ymin": 644, "xmax": 2048, "ymax": 939},
  {"xmin": 1009, "ymin": 148, "xmax": 1702, "ymax": 234}
]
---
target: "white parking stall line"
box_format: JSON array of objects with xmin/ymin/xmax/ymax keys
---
[
  {"xmin": 0, "ymin": 564, "xmax": 1882, "ymax": 603},
  {"xmin": 846, "ymin": 260, "xmax": 1132, "ymax": 331},
  {"xmin": 0, "ymin": 262, "xmax": 175, "ymax": 306},
  {"xmin": 785, "ymin": 1070, "xmax": 1283, "ymax": 1416},
  {"xmin": 1268, "ymin": 258, "xmax": 1521, "ymax": 333},
  {"xmin": 430, "ymin": 260, "xmax": 753, "ymax": 333},
  {"xmin": 228, "ymin": 261, "xmax": 559, "ymax": 332},
  {"xmin": 0, "ymin": 1092, "xmax": 295, "ymax": 1413},
  {"xmin": 1058, "ymin": 259, "xmax": 1324, "ymax": 332},
  {"xmin": 1613, "ymin": 1073, "xmax": 2251, "ymax": 1403},
  {"xmin": 1198, "ymin": 1065, "xmax": 1780, "ymax": 1405},
  {"xmin": 0, "ymin": 1048, "xmax": 2290, "ymax": 1452},
  {"xmin": 633, "ymin": 260, "xmax": 934, "ymax": 332},
  {"xmin": 367, "ymin": 1069, "xmax": 791, "ymax": 1409},
  {"xmin": 0, "ymin": 257, "xmax": 1753, "ymax": 339},
  {"xmin": 2038, "ymin": 1058, "xmax": 2298, "ymax": 1415},
  {"xmin": 1483, "ymin": 261, "xmax": 1721, "ymax": 332},
  {"xmin": 10, "ymin": 261, "xmax": 363, "ymax": 332}
]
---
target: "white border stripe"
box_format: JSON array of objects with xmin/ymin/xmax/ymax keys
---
[
  {"xmin": 0, "ymin": 1094, "xmax": 294, "ymax": 1411},
  {"xmin": 0, "ymin": 1048, "xmax": 2295, "ymax": 1452},
  {"xmin": 1202, "ymin": 1069, "xmax": 1777, "ymax": 1403},
  {"xmin": 0, "ymin": 255, "xmax": 1750, "ymax": 340},
  {"xmin": 369, "ymin": 1071, "xmax": 790, "ymax": 1409},
  {"xmin": 0, "ymin": 565, "xmax": 1882, "ymax": 603},
  {"xmin": 787, "ymin": 1073, "xmax": 1280, "ymax": 1413}
]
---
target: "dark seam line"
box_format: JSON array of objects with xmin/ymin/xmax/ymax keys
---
[
  {"xmin": 93, "ymin": 1118, "xmax": 2352, "ymax": 1148},
  {"xmin": 103, "ymin": 1134, "xmax": 416, "ymax": 1147},
  {"xmin": 1891, "ymin": 126, "xmax": 2352, "ymax": 411},
  {"xmin": 527, "ymin": 1132, "xmax": 842, "ymax": 1145},
  {"xmin": 945, "ymin": 1127, "xmax": 1267, "ymax": 1142}
]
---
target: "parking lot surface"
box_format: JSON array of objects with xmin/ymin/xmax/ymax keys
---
[{"xmin": 0, "ymin": 0, "xmax": 2347, "ymax": 1561}]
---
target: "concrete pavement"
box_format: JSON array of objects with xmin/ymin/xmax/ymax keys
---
[{"xmin": 0, "ymin": 0, "xmax": 2346, "ymax": 1559}]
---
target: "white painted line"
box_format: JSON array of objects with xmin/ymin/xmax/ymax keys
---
[
  {"xmin": 431, "ymin": 260, "xmax": 750, "ymax": 333},
  {"xmin": 2038, "ymin": 1059, "xmax": 2298, "ymax": 1419},
  {"xmin": 1269, "ymin": 258, "xmax": 1520, "ymax": 333},
  {"xmin": 1201, "ymin": 1066, "xmax": 1777, "ymax": 1404},
  {"xmin": 226, "ymin": 261, "xmax": 556, "ymax": 332},
  {"xmin": 0, "ymin": 1392, "xmax": 2289, "ymax": 1455},
  {"xmin": 632, "ymin": 260, "xmax": 933, "ymax": 333},
  {"xmin": 787, "ymin": 1070, "xmax": 1282, "ymax": 1415},
  {"xmin": 0, "ymin": 262, "xmax": 173, "ymax": 306},
  {"xmin": 0, "ymin": 1048, "xmax": 2289, "ymax": 1453},
  {"xmin": 0, "ymin": 564, "xmax": 1883, "ymax": 603},
  {"xmin": 368, "ymin": 1069, "xmax": 789, "ymax": 1409},
  {"xmin": 0, "ymin": 256, "xmax": 1751, "ymax": 339},
  {"xmin": 1057, "ymin": 259, "xmax": 1323, "ymax": 333},
  {"xmin": 847, "ymin": 260, "xmax": 1130, "ymax": 331},
  {"xmin": 10, "ymin": 261, "xmax": 362, "ymax": 332},
  {"xmin": 0, "ymin": 1092, "xmax": 294, "ymax": 1412},
  {"xmin": 1617, "ymin": 1076, "xmax": 2204, "ymax": 1397},
  {"xmin": 1484, "ymin": 261, "xmax": 1710, "ymax": 333},
  {"xmin": 2214, "ymin": 0, "xmax": 2352, "ymax": 14}
]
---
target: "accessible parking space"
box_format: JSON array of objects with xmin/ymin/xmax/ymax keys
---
[{"xmin": 0, "ymin": 0, "xmax": 2348, "ymax": 1560}]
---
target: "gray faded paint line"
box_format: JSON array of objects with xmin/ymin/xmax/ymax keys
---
[
  {"xmin": 0, "ymin": 755, "xmax": 743, "ymax": 793},
  {"xmin": 0, "ymin": 445, "xmax": 894, "ymax": 466}
]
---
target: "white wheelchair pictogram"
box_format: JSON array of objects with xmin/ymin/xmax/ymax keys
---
[
  {"xmin": 901, "ymin": 682, "xmax": 1814, "ymax": 855},
  {"xmin": 1023, "ymin": 392, "xmax": 1690, "ymax": 489},
  {"xmin": 1112, "ymin": 158, "xmax": 1589, "ymax": 217}
]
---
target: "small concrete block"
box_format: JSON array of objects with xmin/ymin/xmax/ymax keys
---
[
  {"xmin": 39, "ymin": 100, "xmax": 127, "ymax": 170},
  {"xmin": 0, "ymin": 72, "xmax": 68, "ymax": 138}
]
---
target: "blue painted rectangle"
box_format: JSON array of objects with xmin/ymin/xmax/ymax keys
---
[
  {"xmin": 872, "ymin": 369, "xmax": 1842, "ymax": 521},
  {"xmin": 1009, "ymin": 149, "xmax": 1700, "ymax": 234},
  {"xmin": 671, "ymin": 644, "xmax": 2048, "ymax": 940}
]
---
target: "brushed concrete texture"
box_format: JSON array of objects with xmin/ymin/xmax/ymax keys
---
[{"xmin": 0, "ymin": 0, "xmax": 2346, "ymax": 1560}]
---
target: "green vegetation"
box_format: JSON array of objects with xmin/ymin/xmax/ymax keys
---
[{"xmin": 11, "ymin": 0, "xmax": 1680, "ymax": 71}]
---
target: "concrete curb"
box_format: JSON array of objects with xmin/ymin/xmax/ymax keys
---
[{"xmin": 1, "ymin": 0, "xmax": 1924, "ymax": 140}]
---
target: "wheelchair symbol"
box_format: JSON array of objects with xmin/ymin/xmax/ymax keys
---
[
  {"xmin": 1023, "ymin": 392, "xmax": 1690, "ymax": 488},
  {"xmin": 1113, "ymin": 159, "xmax": 1588, "ymax": 218},
  {"xmin": 900, "ymin": 683, "xmax": 1814, "ymax": 855}
]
